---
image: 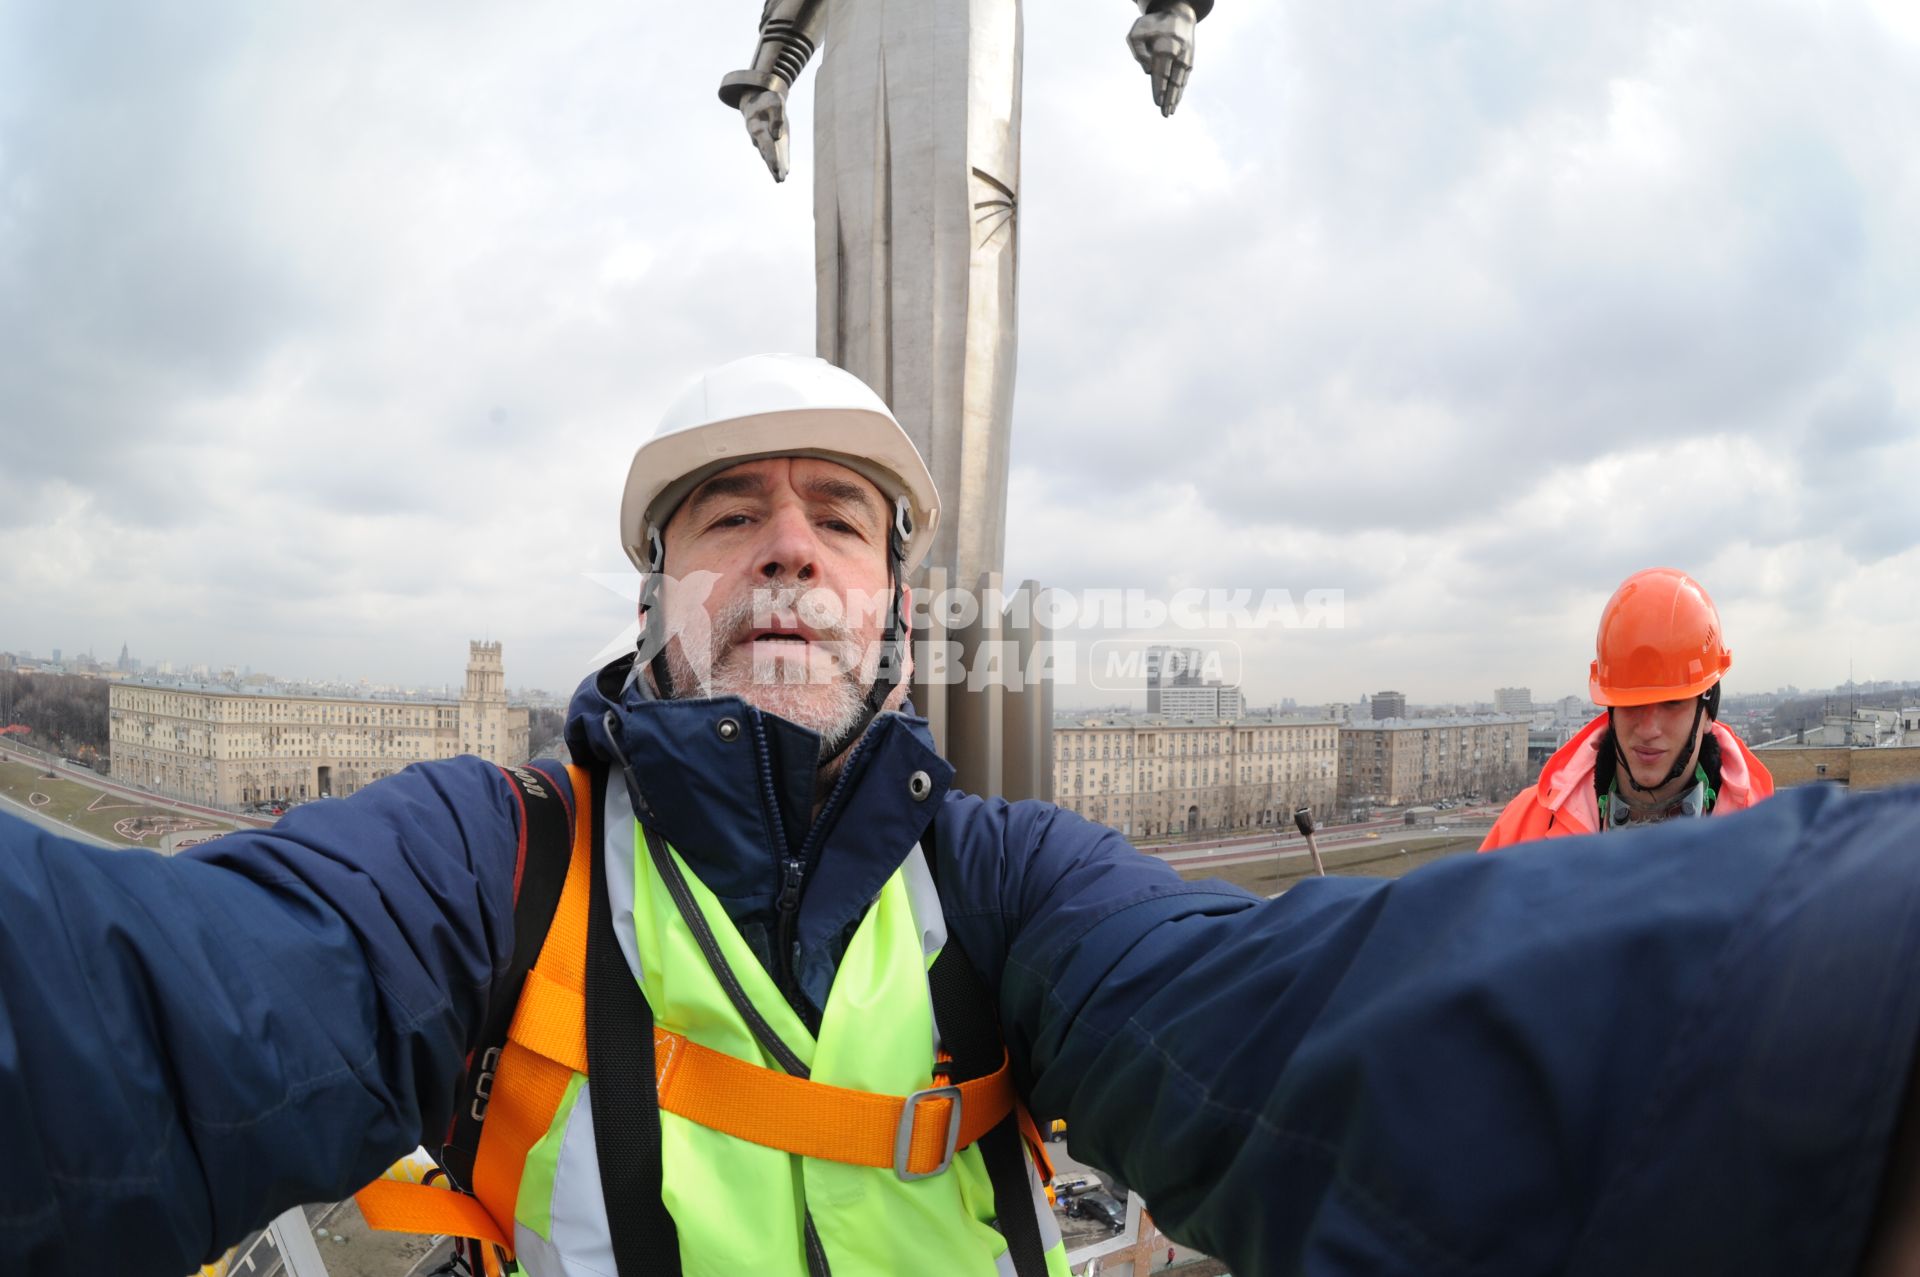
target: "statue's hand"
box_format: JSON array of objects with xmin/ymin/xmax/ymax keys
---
[
  {"xmin": 1127, "ymin": 2, "xmax": 1199, "ymax": 118},
  {"xmin": 738, "ymin": 87, "xmax": 792, "ymax": 183}
]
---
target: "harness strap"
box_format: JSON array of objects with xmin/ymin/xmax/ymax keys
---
[
  {"xmin": 497, "ymin": 951, "xmax": 1017, "ymax": 1177},
  {"xmin": 922, "ymin": 834, "xmax": 1055, "ymax": 1277},
  {"xmin": 357, "ymin": 762, "xmax": 590, "ymax": 1259},
  {"xmin": 655, "ymin": 1026, "xmax": 1014, "ymax": 1175},
  {"xmin": 469, "ymin": 764, "xmax": 597, "ymax": 1252},
  {"xmin": 355, "ymin": 1180, "xmax": 511, "ymax": 1251},
  {"xmin": 586, "ymin": 763, "xmax": 685, "ymax": 1277}
]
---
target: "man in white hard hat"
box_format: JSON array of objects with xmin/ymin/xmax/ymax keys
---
[
  {"xmin": 6, "ymin": 354, "xmax": 1920, "ymax": 1277},
  {"xmin": 618, "ymin": 352, "xmax": 941, "ymax": 778}
]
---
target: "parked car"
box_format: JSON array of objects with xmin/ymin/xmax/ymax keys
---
[
  {"xmin": 1063, "ymin": 1190, "xmax": 1126, "ymax": 1234},
  {"xmin": 1050, "ymin": 1173, "xmax": 1096, "ymax": 1200}
]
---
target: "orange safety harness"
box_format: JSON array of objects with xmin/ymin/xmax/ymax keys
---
[{"xmin": 355, "ymin": 763, "xmax": 1040, "ymax": 1266}]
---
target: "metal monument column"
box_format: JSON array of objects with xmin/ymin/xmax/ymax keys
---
[{"xmin": 722, "ymin": 0, "xmax": 1210, "ymax": 799}]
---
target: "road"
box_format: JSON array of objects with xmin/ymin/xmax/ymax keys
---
[{"xmin": 1141, "ymin": 806, "xmax": 1504, "ymax": 873}]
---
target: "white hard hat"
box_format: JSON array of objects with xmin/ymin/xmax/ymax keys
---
[{"xmin": 620, "ymin": 353, "xmax": 941, "ymax": 573}]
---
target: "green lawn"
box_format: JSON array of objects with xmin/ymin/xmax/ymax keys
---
[
  {"xmin": 1176, "ymin": 833, "xmax": 1484, "ymax": 895},
  {"xmin": 0, "ymin": 758, "xmax": 234, "ymax": 848}
]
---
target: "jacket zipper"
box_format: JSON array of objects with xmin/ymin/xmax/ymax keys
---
[
  {"xmin": 774, "ymin": 856, "xmax": 806, "ymax": 1012},
  {"xmin": 772, "ymin": 724, "xmax": 880, "ymax": 1016},
  {"xmin": 599, "ymin": 715, "xmax": 833, "ymax": 1277}
]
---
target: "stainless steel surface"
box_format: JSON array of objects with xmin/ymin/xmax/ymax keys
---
[
  {"xmin": 724, "ymin": 0, "xmax": 1206, "ymax": 585},
  {"xmin": 1128, "ymin": 2, "xmax": 1200, "ymax": 117},
  {"xmin": 726, "ymin": 2, "xmax": 1212, "ymax": 796},
  {"xmin": 998, "ymin": 578, "xmax": 1054, "ymax": 803},
  {"xmin": 944, "ymin": 571, "xmax": 1008, "ymax": 798},
  {"xmin": 810, "ymin": 0, "xmax": 1022, "ymax": 587},
  {"xmin": 912, "ymin": 566, "xmax": 953, "ymax": 757},
  {"xmin": 910, "ymin": 572, "xmax": 1053, "ymax": 801}
]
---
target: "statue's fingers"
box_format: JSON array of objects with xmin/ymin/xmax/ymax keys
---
[
  {"xmin": 770, "ymin": 110, "xmax": 785, "ymax": 143},
  {"xmin": 1164, "ymin": 60, "xmax": 1191, "ymax": 116},
  {"xmin": 749, "ymin": 126, "xmax": 779, "ymax": 172},
  {"xmin": 1151, "ymin": 49, "xmax": 1174, "ymax": 107}
]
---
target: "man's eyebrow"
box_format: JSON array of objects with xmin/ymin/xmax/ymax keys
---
[
  {"xmin": 803, "ymin": 475, "xmax": 884, "ymax": 524},
  {"xmin": 684, "ymin": 470, "xmax": 770, "ymax": 519}
]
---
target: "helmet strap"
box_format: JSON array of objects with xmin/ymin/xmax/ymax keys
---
[
  {"xmin": 636, "ymin": 527, "xmax": 676, "ymax": 701},
  {"xmin": 1612, "ymin": 697, "xmax": 1707, "ymax": 796}
]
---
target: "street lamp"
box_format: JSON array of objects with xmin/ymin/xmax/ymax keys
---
[{"xmin": 1293, "ymin": 806, "xmax": 1326, "ymax": 877}]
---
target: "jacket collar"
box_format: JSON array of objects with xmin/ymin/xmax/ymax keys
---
[
  {"xmin": 564, "ymin": 656, "xmax": 954, "ymax": 993},
  {"xmin": 1535, "ymin": 712, "xmax": 1763, "ymax": 832}
]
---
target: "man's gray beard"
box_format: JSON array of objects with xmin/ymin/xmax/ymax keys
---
[{"xmin": 662, "ymin": 588, "xmax": 876, "ymax": 755}]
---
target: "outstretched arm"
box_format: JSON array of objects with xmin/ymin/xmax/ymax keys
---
[
  {"xmin": 0, "ymin": 758, "xmax": 537, "ymax": 1275},
  {"xmin": 719, "ymin": 0, "xmax": 830, "ymax": 183},
  {"xmin": 941, "ymin": 785, "xmax": 1920, "ymax": 1275}
]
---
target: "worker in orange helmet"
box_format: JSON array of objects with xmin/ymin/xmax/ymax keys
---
[{"xmin": 1481, "ymin": 568, "xmax": 1775, "ymax": 850}]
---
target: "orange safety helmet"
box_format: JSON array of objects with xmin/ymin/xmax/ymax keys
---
[{"xmin": 1589, "ymin": 568, "xmax": 1733, "ymax": 707}]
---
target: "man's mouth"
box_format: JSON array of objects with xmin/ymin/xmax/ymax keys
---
[
  {"xmin": 1631, "ymin": 747, "xmax": 1666, "ymax": 765},
  {"xmin": 742, "ymin": 627, "xmax": 818, "ymax": 646}
]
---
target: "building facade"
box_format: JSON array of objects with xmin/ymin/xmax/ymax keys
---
[
  {"xmin": 1494, "ymin": 687, "xmax": 1533, "ymax": 716},
  {"xmin": 1053, "ymin": 715, "xmax": 1339, "ymax": 838},
  {"xmin": 1338, "ymin": 717, "xmax": 1529, "ymax": 809},
  {"xmin": 1750, "ymin": 744, "xmax": 1920, "ymax": 790},
  {"xmin": 1371, "ymin": 691, "xmax": 1408, "ymax": 720},
  {"xmin": 1145, "ymin": 645, "xmax": 1242, "ymax": 719},
  {"xmin": 109, "ymin": 642, "xmax": 530, "ymax": 808},
  {"xmin": 1157, "ymin": 684, "xmax": 1246, "ymax": 719}
]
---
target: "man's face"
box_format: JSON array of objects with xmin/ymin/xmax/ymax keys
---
[
  {"xmin": 1612, "ymin": 697, "xmax": 1705, "ymax": 790},
  {"xmin": 652, "ymin": 457, "xmax": 899, "ymax": 742}
]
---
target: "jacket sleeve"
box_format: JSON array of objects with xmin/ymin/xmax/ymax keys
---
[
  {"xmin": 946, "ymin": 785, "xmax": 1920, "ymax": 1277},
  {"xmin": 0, "ymin": 756, "xmax": 534, "ymax": 1276}
]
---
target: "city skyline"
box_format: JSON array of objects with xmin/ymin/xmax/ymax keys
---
[
  {"xmin": 7, "ymin": 632, "xmax": 1911, "ymax": 718},
  {"xmin": 4, "ymin": 3, "xmax": 1918, "ymax": 703}
]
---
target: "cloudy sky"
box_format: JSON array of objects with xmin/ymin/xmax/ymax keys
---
[{"xmin": 4, "ymin": 0, "xmax": 1917, "ymax": 708}]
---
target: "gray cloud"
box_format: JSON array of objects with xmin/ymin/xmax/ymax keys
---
[{"xmin": 4, "ymin": 0, "xmax": 1918, "ymax": 702}]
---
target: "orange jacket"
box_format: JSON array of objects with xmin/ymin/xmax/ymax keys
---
[{"xmin": 1480, "ymin": 713, "xmax": 1774, "ymax": 851}]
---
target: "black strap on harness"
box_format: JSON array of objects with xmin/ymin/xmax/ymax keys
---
[
  {"xmin": 584, "ymin": 764, "xmax": 685, "ymax": 1276},
  {"xmin": 921, "ymin": 833, "xmax": 1053, "ymax": 1277},
  {"xmin": 442, "ymin": 764, "xmax": 576, "ymax": 1193}
]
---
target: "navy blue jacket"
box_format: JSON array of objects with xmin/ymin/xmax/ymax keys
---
[{"xmin": 3, "ymin": 662, "xmax": 1919, "ymax": 1275}]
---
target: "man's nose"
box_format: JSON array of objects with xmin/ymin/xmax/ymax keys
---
[
  {"xmin": 755, "ymin": 502, "xmax": 820, "ymax": 581},
  {"xmin": 1617, "ymin": 707, "xmax": 1656, "ymax": 737}
]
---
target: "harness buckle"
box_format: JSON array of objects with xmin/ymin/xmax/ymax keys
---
[{"xmin": 894, "ymin": 1084, "xmax": 963, "ymax": 1181}]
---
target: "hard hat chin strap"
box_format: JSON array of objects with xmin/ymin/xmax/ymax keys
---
[
  {"xmin": 634, "ymin": 527, "xmax": 678, "ymax": 702},
  {"xmin": 1612, "ymin": 697, "xmax": 1708, "ymax": 796}
]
